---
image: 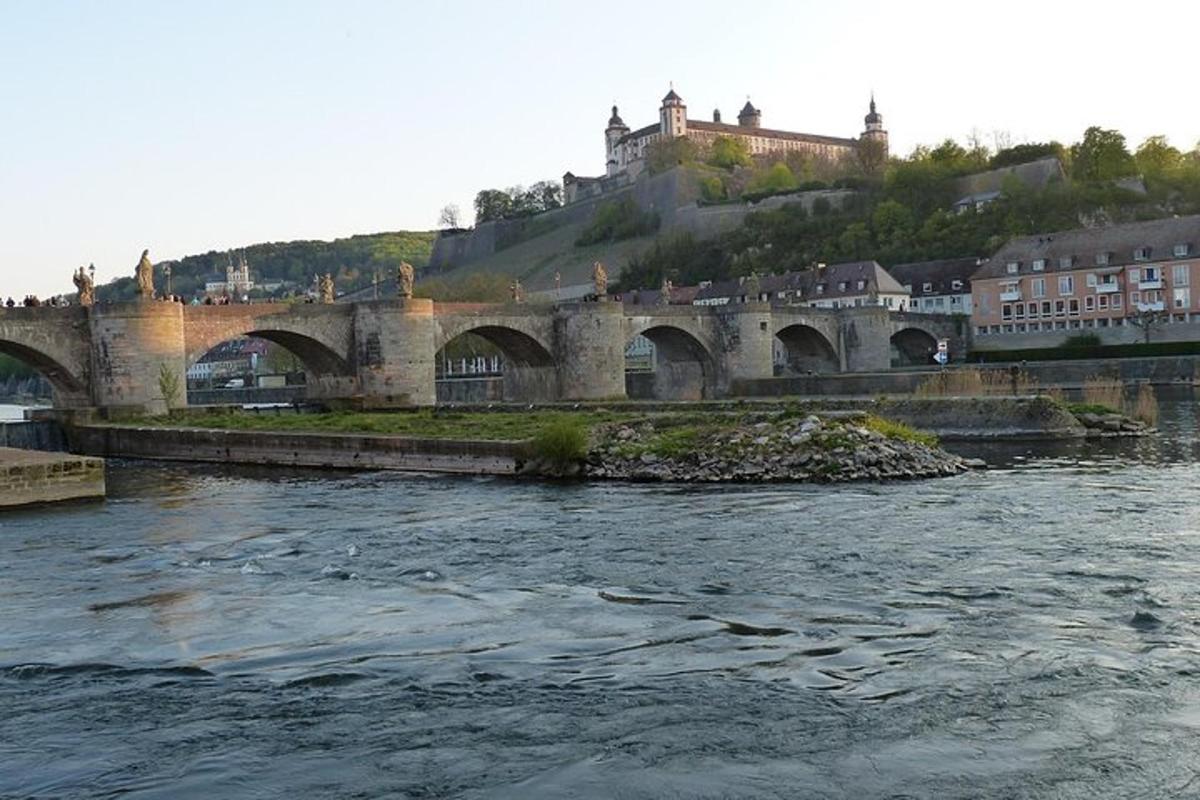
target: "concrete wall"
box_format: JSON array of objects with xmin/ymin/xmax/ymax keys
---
[
  {"xmin": 973, "ymin": 319, "xmax": 1200, "ymax": 351},
  {"xmin": 69, "ymin": 425, "xmax": 528, "ymax": 475},
  {"xmin": 0, "ymin": 421, "xmax": 68, "ymax": 451}
]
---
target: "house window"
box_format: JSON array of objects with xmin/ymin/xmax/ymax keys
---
[
  {"xmin": 1134, "ymin": 247, "xmax": 1152, "ymax": 261},
  {"xmin": 1098, "ymin": 295, "xmax": 1109, "ymax": 310},
  {"xmin": 838, "ymin": 281, "xmax": 847, "ymax": 291},
  {"xmin": 857, "ymin": 280, "xmax": 866, "ymax": 291},
  {"xmin": 1014, "ymin": 302, "xmax": 1025, "ymax": 319},
  {"xmin": 1144, "ymin": 266, "xmax": 1160, "ymax": 281},
  {"xmin": 1031, "ymin": 278, "xmax": 1046, "ymax": 298},
  {"xmin": 1058, "ymin": 275, "xmax": 1074, "ymax": 295},
  {"xmin": 922, "ymin": 282, "xmax": 933, "ymax": 292},
  {"xmin": 1129, "ymin": 268, "xmax": 1140, "ymax": 283},
  {"xmin": 1006, "ymin": 262, "xmax": 1019, "ymax": 274},
  {"xmin": 1027, "ymin": 302, "xmax": 1038, "ymax": 319},
  {"xmin": 1001, "ymin": 304, "xmax": 1012, "ymax": 320},
  {"xmin": 1059, "ymin": 256, "xmax": 1074, "ymax": 269},
  {"xmin": 1041, "ymin": 300, "xmax": 1052, "ymax": 316},
  {"xmin": 1174, "ymin": 264, "xmax": 1190, "ymax": 286},
  {"xmin": 1086, "ymin": 273, "xmax": 1097, "ymax": 287},
  {"xmin": 951, "ymin": 280, "xmax": 963, "ymax": 290},
  {"xmin": 1055, "ymin": 299, "xmax": 1066, "ymax": 315},
  {"xmin": 1032, "ymin": 259, "xmax": 1046, "ymax": 271},
  {"xmin": 1069, "ymin": 299, "xmax": 1080, "ymax": 316},
  {"xmin": 1085, "ymin": 296, "xmax": 1095, "ymax": 312},
  {"xmin": 815, "ymin": 284, "xmax": 825, "ymax": 294},
  {"xmin": 1095, "ymin": 252, "xmax": 1110, "ymax": 266},
  {"xmin": 1131, "ymin": 291, "xmax": 1141, "ymax": 305},
  {"xmin": 1175, "ymin": 288, "xmax": 1189, "ymax": 308},
  {"xmin": 1175, "ymin": 244, "xmax": 1191, "ymax": 257}
]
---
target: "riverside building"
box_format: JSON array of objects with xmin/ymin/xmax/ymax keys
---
[{"xmin": 971, "ymin": 216, "xmax": 1200, "ymax": 344}]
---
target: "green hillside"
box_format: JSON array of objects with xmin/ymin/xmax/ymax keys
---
[{"xmin": 96, "ymin": 230, "xmax": 436, "ymax": 302}]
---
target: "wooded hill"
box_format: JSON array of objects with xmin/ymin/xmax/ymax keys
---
[{"xmin": 95, "ymin": 230, "xmax": 436, "ymax": 302}]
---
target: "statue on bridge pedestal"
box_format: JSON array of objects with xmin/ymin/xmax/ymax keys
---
[
  {"xmin": 656, "ymin": 277, "xmax": 673, "ymax": 307},
  {"xmin": 135, "ymin": 249, "xmax": 155, "ymax": 300},
  {"xmin": 592, "ymin": 261, "xmax": 608, "ymax": 300},
  {"xmin": 319, "ymin": 273, "xmax": 335, "ymax": 304},
  {"xmin": 510, "ymin": 278, "xmax": 524, "ymax": 304},
  {"xmin": 744, "ymin": 271, "xmax": 762, "ymax": 303},
  {"xmin": 73, "ymin": 266, "xmax": 95, "ymax": 307},
  {"xmin": 397, "ymin": 261, "xmax": 414, "ymax": 299}
]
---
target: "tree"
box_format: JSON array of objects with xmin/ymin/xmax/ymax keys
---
[
  {"xmin": 746, "ymin": 162, "xmax": 797, "ymax": 196},
  {"xmin": 1071, "ymin": 126, "xmax": 1136, "ymax": 182},
  {"xmin": 990, "ymin": 142, "xmax": 1066, "ymax": 169},
  {"xmin": 856, "ymin": 137, "xmax": 888, "ymax": 176},
  {"xmin": 708, "ymin": 136, "xmax": 752, "ymax": 169},
  {"xmin": 474, "ymin": 189, "xmax": 513, "ymax": 224},
  {"xmin": 1127, "ymin": 308, "xmax": 1168, "ymax": 344},
  {"xmin": 646, "ymin": 137, "xmax": 700, "ymax": 174},
  {"xmin": 438, "ymin": 204, "xmax": 462, "ymax": 229},
  {"xmin": 1135, "ymin": 135, "xmax": 1183, "ymax": 178}
]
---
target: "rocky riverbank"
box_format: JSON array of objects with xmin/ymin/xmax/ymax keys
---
[
  {"xmin": 583, "ymin": 412, "xmax": 974, "ymax": 483},
  {"xmin": 1072, "ymin": 410, "xmax": 1155, "ymax": 438}
]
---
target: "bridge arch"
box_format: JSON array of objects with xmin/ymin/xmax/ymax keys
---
[
  {"xmin": 774, "ymin": 323, "xmax": 839, "ymax": 374},
  {"xmin": 625, "ymin": 322, "xmax": 719, "ymax": 400},
  {"xmin": 436, "ymin": 323, "xmax": 558, "ymax": 402},
  {"xmin": 0, "ymin": 309, "xmax": 92, "ymax": 407},
  {"xmin": 890, "ymin": 327, "xmax": 938, "ymax": 367}
]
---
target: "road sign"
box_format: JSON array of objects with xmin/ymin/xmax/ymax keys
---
[
  {"xmin": 933, "ymin": 351, "xmax": 948, "ymax": 365},
  {"xmin": 937, "ymin": 339, "xmax": 948, "ymax": 353}
]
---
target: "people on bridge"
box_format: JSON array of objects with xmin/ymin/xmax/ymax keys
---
[{"xmin": 4, "ymin": 298, "xmax": 13, "ymax": 308}]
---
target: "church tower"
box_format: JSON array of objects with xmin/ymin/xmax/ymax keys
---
[
  {"xmin": 659, "ymin": 86, "xmax": 687, "ymax": 138},
  {"xmin": 605, "ymin": 105, "xmax": 630, "ymax": 177},
  {"xmin": 862, "ymin": 94, "xmax": 888, "ymax": 156}
]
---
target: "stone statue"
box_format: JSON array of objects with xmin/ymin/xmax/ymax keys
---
[
  {"xmin": 135, "ymin": 249, "xmax": 155, "ymax": 299},
  {"xmin": 397, "ymin": 261, "xmax": 414, "ymax": 299},
  {"xmin": 657, "ymin": 277, "xmax": 673, "ymax": 307},
  {"xmin": 510, "ymin": 278, "xmax": 524, "ymax": 303},
  {"xmin": 73, "ymin": 266, "xmax": 95, "ymax": 307},
  {"xmin": 319, "ymin": 273, "xmax": 335, "ymax": 304},
  {"xmin": 592, "ymin": 261, "xmax": 608, "ymax": 299},
  {"xmin": 745, "ymin": 271, "xmax": 762, "ymax": 302}
]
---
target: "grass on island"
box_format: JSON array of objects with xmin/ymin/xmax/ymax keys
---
[
  {"xmin": 861, "ymin": 415, "xmax": 939, "ymax": 447},
  {"xmin": 137, "ymin": 408, "xmax": 635, "ymax": 442}
]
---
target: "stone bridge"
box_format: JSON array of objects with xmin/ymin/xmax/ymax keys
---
[{"xmin": 0, "ymin": 299, "xmax": 966, "ymax": 412}]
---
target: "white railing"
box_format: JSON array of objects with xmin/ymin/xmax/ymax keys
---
[
  {"xmin": 1095, "ymin": 283, "xmax": 1121, "ymax": 293},
  {"xmin": 1138, "ymin": 279, "xmax": 1163, "ymax": 290},
  {"xmin": 1136, "ymin": 301, "xmax": 1165, "ymax": 312},
  {"xmin": 1000, "ymin": 290, "xmax": 1022, "ymax": 302}
]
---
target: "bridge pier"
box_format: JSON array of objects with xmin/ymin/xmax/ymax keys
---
[
  {"xmin": 353, "ymin": 299, "xmax": 436, "ymax": 407},
  {"xmin": 718, "ymin": 303, "xmax": 776, "ymax": 390},
  {"xmin": 839, "ymin": 307, "xmax": 893, "ymax": 372},
  {"xmin": 89, "ymin": 301, "xmax": 187, "ymax": 415},
  {"xmin": 555, "ymin": 302, "xmax": 627, "ymax": 401}
]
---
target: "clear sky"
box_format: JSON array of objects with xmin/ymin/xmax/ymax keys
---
[{"xmin": 2, "ymin": 0, "xmax": 1197, "ymax": 300}]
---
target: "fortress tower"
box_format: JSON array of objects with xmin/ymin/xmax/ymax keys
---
[
  {"xmin": 605, "ymin": 105, "xmax": 630, "ymax": 177},
  {"xmin": 659, "ymin": 86, "xmax": 687, "ymax": 138},
  {"xmin": 862, "ymin": 94, "xmax": 888, "ymax": 157},
  {"xmin": 737, "ymin": 99, "xmax": 761, "ymax": 128}
]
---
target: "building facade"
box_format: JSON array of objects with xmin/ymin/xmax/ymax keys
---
[
  {"xmin": 886, "ymin": 258, "xmax": 980, "ymax": 316},
  {"xmin": 602, "ymin": 87, "xmax": 887, "ymax": 179},
  {"xmin": 692, "ymin": 262, "xmax": 909, "ymax": 310},
  {"xmin": 205, "ymin": 254, "xmax": 255, "ymax": 298},
  {"xmin": 971, "ymin": 216, "xmax": 1200, "ymax": 339}
]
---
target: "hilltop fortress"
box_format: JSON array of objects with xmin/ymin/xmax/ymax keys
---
[{"xmin": 564, "ymin": 86, "xmax": 887, "ymax": 202}]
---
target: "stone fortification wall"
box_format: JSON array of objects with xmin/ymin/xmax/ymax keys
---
[
  {"xmin": 69, "ymin": 425, "xmax": 527, "ymax": 475},
  {"xmin": 0, "ymin": 421, "xmax": 67, "ymax": 451}
]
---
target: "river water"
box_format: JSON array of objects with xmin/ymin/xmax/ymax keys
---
[{"xmin": 4, "ymin": 406, "xmax": 1200, "ymax": 798}]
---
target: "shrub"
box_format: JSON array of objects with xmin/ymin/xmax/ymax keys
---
[
  {"xmin": 575, "ymin": 197, "xmax": 660, "ymax": 246},
  {"xmin": 1081, "ymin": 376, "xmax": 1124, "ymax": 412},
  {"xmin": 529, "ymin": 417, "xmax": 588, "ymax": 469},
  {"xmin": 863, "ymin": 415, "xmax": 938, "ymax": 447},
  {"xmin": 1132, "ymin": 383, "xmax": 1159, "ymax": 426},
  {"xmin": 915, "ymin": 367, "xmax": 1034, "ymax": 397},
  {"xmin": 699, "ymin": 176, "xmax": 726, "ymax": 203},
  {"xmin": 1063, "ymin": 333, "xmax": 1103, "ymax": 348}
]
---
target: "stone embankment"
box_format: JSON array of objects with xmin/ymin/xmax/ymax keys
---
[
  {"xmin": 584, "ymin": 414, "xmax": 973, "ymax": 483},
  {"xmin": 0, "ymin": 447, "xmax": 105, "ymax": 509}
]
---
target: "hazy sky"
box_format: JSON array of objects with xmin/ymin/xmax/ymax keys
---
[{"xmin": 2, "ymin": 0, "xmax": 1197, "ymax": 299}]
